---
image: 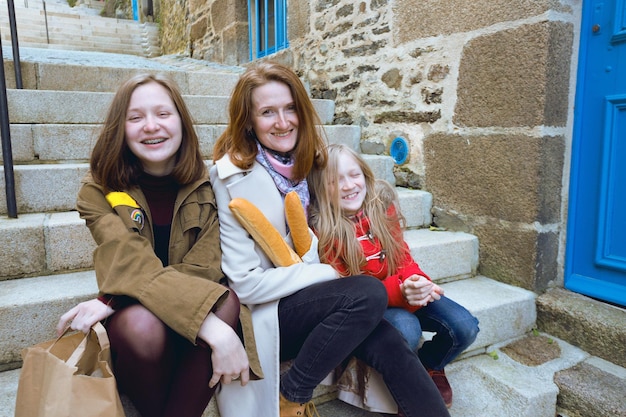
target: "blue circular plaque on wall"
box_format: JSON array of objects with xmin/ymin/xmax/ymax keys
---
[{"xmin": 390, "ymin": 136, "xmax": 409, "ymax": 165}]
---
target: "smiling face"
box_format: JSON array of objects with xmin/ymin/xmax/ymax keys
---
[
  {"xmin": 334, "ymin": 150, "xmax": 367, "ymax": 216},
  {"xmin": 250, "ymin": 80, "xmax": 299, "ymax": 154},
  {"xmin": 124, "ymin": 81, "xmax": 183, "ymax": 176}
]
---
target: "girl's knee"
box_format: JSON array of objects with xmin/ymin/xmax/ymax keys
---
[
  {"xmin": 353, "ymin": 275, "xmax": 387, "ymax": 310},
  {"xmin": 454, "ymin": 315, "xmax": 480, "ymax": 347},
  {"xmin": 108, "ymin": 305, "xmax": 170, "ymax": 360}
]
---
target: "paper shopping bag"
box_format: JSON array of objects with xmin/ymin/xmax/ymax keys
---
[{"xmin": 15, "ymin": 322, "xmax": 125, "ymax": 417}]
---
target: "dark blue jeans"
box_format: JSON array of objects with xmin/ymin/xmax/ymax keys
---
[
  {"xmin": 383, "ymin": 296, "xmax": 480, "ymax": 370},
  {"xmin": 278, "ymin": 275, "xmax": 450, "ymax": 417}
]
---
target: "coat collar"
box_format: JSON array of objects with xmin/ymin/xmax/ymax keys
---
[{"xmin": 214, "ymin": 154, "xmax": 251, "ymax": 180}]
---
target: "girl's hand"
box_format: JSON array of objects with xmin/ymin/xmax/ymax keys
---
[
  {"xmin": 56, "ymin": 299, "xmax": 115, "ymax": 336},
  {"xmin": 198, "ymin": 313, "xmax": 250, "ymax": 388},
  {"xmin": 432, "ymin": 283, "xmax": 444, "ymax": 299},
  {"xmin": 401, "ymin": 275, "xmax": 437, "ymax": 307}
]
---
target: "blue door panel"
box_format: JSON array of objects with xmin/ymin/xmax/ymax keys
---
[
  {"xmin": 566, "ymin": 0, "xmax": 626, "ymax": 306},
  {"xmin": 596, "ymin": 97, "xmax": 626, "ymax": 271}
]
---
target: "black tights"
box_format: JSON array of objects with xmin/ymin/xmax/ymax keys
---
[{"xmin": 104, "ymin": 290, "xmax": 240, "ymax": 417}]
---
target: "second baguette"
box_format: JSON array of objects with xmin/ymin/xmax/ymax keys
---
[{"xmin": 284, "ymin": 191, "xmax": 312, "ymax": 258}]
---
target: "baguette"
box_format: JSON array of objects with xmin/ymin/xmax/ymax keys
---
[
  {"xmin": 284, "ymin": 191, "xmax": 312, "ymax": 258},
  {"xmin": 229, "ymin": 198, "xmax": 302, "ymax": 267}
]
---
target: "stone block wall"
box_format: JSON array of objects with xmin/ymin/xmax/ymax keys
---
[
  {"xmin": 160, "ymin": 0, "xmax": 188, "ymax": 55},
  {"xmin": 159, "ymin": 0, "xmax": 581, "ymax": 293},
  {"xmin": 178, "ymin": 0, "xmax": 250, "ymax": 65}
]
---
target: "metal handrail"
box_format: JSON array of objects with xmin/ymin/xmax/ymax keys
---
[
  {"xmin": 1, "ymin": 0, "xmax": 22, "ymax": 218},
  {"xmin": 43, "ymin": 0, "xmax": 48, "ymax": 44},
  {"xmin": 8, "ymin": 0, "xmax": 22, "ymax": 88}
]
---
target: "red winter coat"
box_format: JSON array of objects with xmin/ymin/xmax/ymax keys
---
[{"xmin": 328, "ymin": 205, "xmax": 430, "ymax": 312}]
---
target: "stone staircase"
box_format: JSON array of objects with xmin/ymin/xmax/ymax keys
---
[
  {"xmin": 0, "ymin": 12, "xmax": 625, "ymax": 417},
  {"xmin": 0, "ymin": 0, "xmax": 160, "ymax": 57}
]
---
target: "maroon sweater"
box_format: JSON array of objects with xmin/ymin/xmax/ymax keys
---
[{"xmin": 98, "ymin": 173, "xmax": 179, "ymax": 310}]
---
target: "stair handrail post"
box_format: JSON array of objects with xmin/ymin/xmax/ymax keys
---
[
  {"xmin": 7, "ymin": 0, "xmax": 23, "ymax": 89},
  {"xmin": 42, "ymin": 0, "xmax": 49, "ymax": 44},
  {"xmin": 0, "ymin": 33, "xmax": 18, "ymax": 218}
]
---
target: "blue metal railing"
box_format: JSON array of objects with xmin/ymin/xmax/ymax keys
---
[{"xmin": 1, "ymin": 0, "xmax": 23, "ymax": 218}]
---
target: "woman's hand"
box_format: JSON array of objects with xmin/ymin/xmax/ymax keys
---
[
  {"xmin": 400, "ymin": 275, "xmax": 441, "ymax": 307},
  {"xmin": 198, "ymin": 312, "xmax": 250, "ymax": 388},
  {"xmin": 56, "ymin": 299, "xmax": 115, "ymax": 336}
]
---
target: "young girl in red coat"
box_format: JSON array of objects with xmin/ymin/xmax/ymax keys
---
[{"xmin": 309, "ymin": 144, "xmax": 480, "ymax": 409}]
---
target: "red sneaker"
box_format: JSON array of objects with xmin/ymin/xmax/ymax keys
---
[{"xmin": 427, "ymin": 368, "xmax": 453, "ymax": 408}]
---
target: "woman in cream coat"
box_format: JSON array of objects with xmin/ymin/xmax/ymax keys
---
[{"xmin": 210, "ymin": 62, "xmax": 450, "ymax": 417}]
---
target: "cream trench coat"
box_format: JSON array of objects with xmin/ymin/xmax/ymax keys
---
[{"xmin": 210, "ymin": 156, "xmax": 338, "ymax": 417}]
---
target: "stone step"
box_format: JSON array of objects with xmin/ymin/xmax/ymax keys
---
[
  {"xmin": 0, "ymin": 31, "xmax": 151, "ymax": 48},
  {"xmin": 0, "ymin": 38, "xmax": 150, "ymax": 57},
  {"xmin": 0, "ymin": 163, "xmax": 89, "ymax": 214},
  {"xmin": 4, "ymin": 90, "xmax": 225, "ymax": 124},
  {"xmin": 0, "ymin": 275, "xmax": 539, "ymax": 416},
  {"xmin": 321, "ymin": 333, "xmax": 626, "ymax": 417},
  {"xmin": 0, "ymin": 129, "xmax": 375, "ymax": 216},
  {"xmin": 5, "ymin": 348, "xmax": 624, "ymax": 417},
  {"xmin": 0, "ymin": 270, "xmax": 98, "ymax": 370},
  {"xmin": 10, "ymin": 1, "xmax": 108, "ymax": 16},
  {"xmin": 0, "ymin": 25, "xmax": 155, "ymax": 47},
  {"xmin": 536, "ymin": 287, "xmax": 626, "ymax": 370},
  {"xmin": 0, "ymin": 17, "xmax": 153, "ymax": 37},
  {"xmin": 0, "ymin": 270, "xmax": 528, "ymax": 371},
  {"xmin": 2, "ymin": 89, "xmax": 336, "ymax": 125},
  {"xmin": 1, "ymin": 39, "xmax": 155, "ymax": 57},
  {"xmin": 0, "ymin": 2, "xmax": 160, "ymax": 56},
  {"xmin": 2, "ymin": 47, "xmax": 242, "ymax": 93},
  {"xmin": 3, "ymin": 123, "xmax": 360, "ymax": 163},
  {"xmin": 0, "ymin": 212, "xmax": 95, "ymax": 280},
  {"xmin": 444, "ymin": 276, "xmax": 536, "ymax": 351},
  {"xmin": 6, "ymin": 42, "xmax": 155, "ymax": 58},
  {"xmin": 1, "ymin": 16, "xmax": 157, "ymax": 33},
  {"xmin": 0, "ymin": 3, "xmax": 156, "ymax": 30},
  {"xmin": 8, "ymin": 30, "xmax": 158, "ymax": 49},
  {"xmin": 316, "ymin": 333, "xmax": 605, "ymax": 417},
  {"xmin": 406, "ymin": 229, "xmax": 478, "ymax": 282},
  {"xmin": 0, "ymin": 188, "xmax": 433, "ymax": 280},
  {"xmin": 554, "ymin": 356, "xmax": 626, "ymax": 417}
]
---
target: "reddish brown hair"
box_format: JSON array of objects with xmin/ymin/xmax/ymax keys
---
[
  {"xmin": 90, "ymin": 73, "xmax": 205, "ymax": 191},
  {"xmin": 213, "ymin": 62, "xmax": 327, "ymax": 181}
]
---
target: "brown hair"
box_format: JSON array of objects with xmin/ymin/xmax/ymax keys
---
[
  {"xmin": 309, "ymin": 144, "xmax": 406, "ymax": 276},
  {"xmin": 213, "ymin": 62, "xmax": 327, "ymax": 181},
  {"xmin": 90, "ymin": 73, "xmax": 205, "ymax": 191}
]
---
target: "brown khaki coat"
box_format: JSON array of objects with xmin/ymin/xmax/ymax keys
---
[{"xmin": 76, "ymin": 172, "xmax": 262, "ymax": 379}]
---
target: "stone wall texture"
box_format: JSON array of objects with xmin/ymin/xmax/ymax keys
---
[{"xmin": 158, "ymin": 0, "xmax": 581, "ymax": 293}]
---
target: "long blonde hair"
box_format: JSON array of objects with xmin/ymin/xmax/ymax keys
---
[{"xmin": 309, "ymin": 144, "xmax": 406, "ymax": 276}]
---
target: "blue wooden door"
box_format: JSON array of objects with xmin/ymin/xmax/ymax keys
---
[{"xmin": 566, "ymin": 0, "xmax": 626, "ymax": 306}]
